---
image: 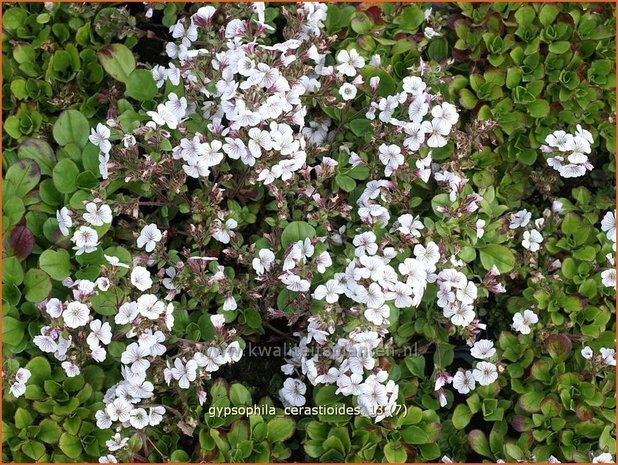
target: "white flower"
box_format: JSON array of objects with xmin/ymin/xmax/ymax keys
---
[
  {"xmin": 212, "ymin": 218, "xmax": 237, "ymax": 244},
  {"xmin": 171, "ymin": 359, "xmax": 198, "ymax": 389},
  {"xmin": 546, "ymin": 130, "xmax": 574, "ymax": 151},
  {"xmin": 223, "ymin": 295, "xmax": 237, "ymax": 311},
  {"xmin": 313, "ymin": 279, "xmax": 344, "ymax": 303},
  {"xmin": 9, "ymin": 382, "xmax": 26, "ymax": 398},
  {"xmin": 336, "ymin": 49, "xmax": 365, "ymax": 77},
  {"xmin": 115, "ymin": 302, "xmax": 138, "ymax": 325},
  {"xmin": 397, "ymin": 214, "xmax": 424, "ymax": 237},
  {"xmin": 522, "ymin": 229, "xmax": 543, "ymax": 252},
  {"xmin": 470, "ymin": 340, "xmax": 495, "ymax": 359},
  {"xmin": 89, "ymin": 123, "xmax": 111, "ymax": 153},
  {"xmin": 378, "ymin": 143, "xmax": 404, "ymax": 176},
  {"xmin": 364, "ymin": 304, "xmax": 390, "ymax": 325},
  {"xmin": 61, "ymin": 361, "xmax": 80, "ymax": 377},
  {"xmin": 424, "ymin": 26, "xmax": 441, "ymax": 39},
  {"xmin": 581, "ymin": 346, "xmax": 594, "ymax": 360},
  {"xmin": 601, "ymin": 211, "xmax": 616, "ymax": 242},
  {"xmin": 147, "ymin": 104, "xmax": 179, "ymax": 129},
  {"xmin": 104, "ymin": 254, "xmax": 130, "ymax": 268},
  {"xmin": 339, "ymin": 83, "xmax": 357, "ymax": 101},
  {"xmin": 194, "ymin": 347, "xmax": 225, "ymax": 372},
  {"xmin": 63, "ymin": 301, "xmax": 90, "ymax": 328},
  {"xmin": 149, "ymin": 406, "xmax": 166, "ymax": 426},
  {"xmin": 106, "ymin": 398, "xmax": 132, "ymax": 423},
  {"xmin": 87, "ymin": 320, "xmax": 112, "ymax": 348},
  {"xmin": 402, "ymin": 76, "xmax": 426, "ymax": 96},
  {"xmin": 601, "ymin": 268, "xmax": 616, "ymax": 289},
  {"xmin": 56, "ymin": 207, "xmax": 72, "ymax": 236},
  {"xmin": 593, "ymin": 453, "xmax": 615, "ymax": 463},
  {"xmin": 353, "ymin": 231, "xmax": 378, "ymax": 256},
  {"xmin": 452, "ymin": 370, "xmax": 475, "ymax": 394},
  {"xmin": 137, "ymin": 224, "xmax": 162, "ymax": 252},
  {"xmin": 472, "ymin": 362, "xmax": 498, "ymax": 386},
  {"xmin": 600, "ymin": 348, "xmax": 616, "ymax": 366},
  {"xmin": 34, "ymin": 335, "xmax": 57, "ymax": 353},
  {"xmin": 509, "ymin": 209, "xmax": 531, "ymax": 229},
  {"xmin": 99, "ymin": 455, "xmax": 117, "ymax": 463},
  {"xmin": 444, "ymin": 302, "xmax": 475, "ymax": 327},
  {"xmin": 475, "ymin": 219, "xmax": 486, "ymax": 238},
  {"xmin": 45, "ymin": 298, "xmax": 63, "ymax": 318},
  {"xmin": 315, "ymin": 251, "xmax": 332, "ymax": 273},
  {"xmin": 431, "ymin": 102, "xmax": 458, "ymax": 133},
  {"xmin": 14, "ymin": 368, "xmax": 31, "ymax": 384},
  {"xmin": 129, "ymin": 408, "xmax": 150, "ymax": 429},
  {"xmin": 95, "ymin": 410, "xmax": 112, "ymax": 429},
  {"xmin": 253, "ymin": 249, "xmax": 275, "ymax": 275},
  {"xmin": 121, "ymin": 343, "xmax": 151, "ymax": 374},
  {"xmin": 137, "ymin": 294, "xmax": 164, "ymax": 320},
  {"xmin": 130, "ymin": 266, "xmax": 153, "ymax": 292},
  {"xmin": 421, "ymin": 118, "xmax": 449, "ymax": 148},
  {"xmin": 280, "ymin": 378, "xmax": 306, "ymax": 406},
  {"xmin": 512, "ymin": 309, "xmax": 538, "ymax": 334},
  {"xmin": 71, "ymin": 226, "xmax": 99, "ymax": 255},
  {"xmin": 83, "ymin": 202, "xmax": 113, "ymax": 226},
  {"xmin": 280, "ymin": 273, "xmax": 310, "ymax": 292}
]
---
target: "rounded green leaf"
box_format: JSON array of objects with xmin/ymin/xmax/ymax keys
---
[
  {"xmin": 4, "ymin": 158, "xmax": 40, "ymax": 198},
  {"xmin": 24, "ymin": 268, "xmax": 52, "ymax": 302},
  {"xmin": 39, "ymin": 249, "xmax": 72, "ymax": 281},
  {"xmin": 266, "ymin": 417, "xmax": 295, "ymax": 442},
  {"xmin": 53, "ymin": 158, "xmax": 80, "ymax": 193},
  {"xmin": 53, "ymin": 110, "xmax": 90, "ymax": 148},
  {"xmin": 479, "ymin": 244, "xmax": 515, "ymax": 273},
  {"xmin": 59, "ymin": 433, "xmax": 82, "ymax": 459},
  {"xmin": 126, "ymin": 69, "xmax": 158, "ymax": 102},
  {"xmin": 18, "ymin": 138, "xmax": 56, "ymax": 176},
  {"xmin": 281, "ymin": 221, "xmax": 316, "ymax": 248},
  {"xmin": 97, "ymin": 43, "xmax": 136, "ymax": 83}
]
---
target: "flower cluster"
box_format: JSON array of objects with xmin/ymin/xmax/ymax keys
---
[
  {"xmin": 543, "ymin": 125, "xmax": 594, "ymax": 178},
  {"xmin": 7, "ymin": 367, "xmax": 31, "ymax": 398}
]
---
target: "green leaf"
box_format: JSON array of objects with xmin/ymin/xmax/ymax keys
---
[
  {"xmin": 126, "ymin": 69, "xmax": 158, "ymax": 102},
  {"xmin": 394, "ymin": 5, "xmax": 424, "ymax": 32},
  {"xmin": 266, "ymin": 417, "xmax": 295, "ymax": 442},
  {"xmin": 404, "ymin": 356, "xmax": 425, "ymax": 377},
  {"xmin": 453, "ymin": 404, "xmax": 473, "ymax": 429},
  {"xmin": 24, "ymin": 268, "xmax": 52, "ymax": 302},
  {"xmin": 2, "ymin": 317, "xmax": 25, "ymax": 347},
  {"xmin": 53, "ymin": 109, "xmax": 90, "ymax": 148},
  {"xmin": 39, "ymin": 249, "xmax": 72, "ymax": 281},
  {"xmin": 53, "ymin": 158, "xmax": 80, "ymax": 194},
  {"xmin": 15, "ymin": 407, "xmax": 33, "ymax": 429},
  {"xmin": 281, "ymin": 221, "xmax": 316, "ymax": 248},
  {"xmin": 4, "ymin": 159, "xmax": 40, "ymax": 198},
  {"xmin": 18, "ymin": 138, "xmax": 56, "ymax": 176},
  {"xmin": 527, "ymin": 99, "xmax": 550, "ymax": 118},
  {"xmin": 59, "ymin": 433, "xmax": 82, "ymax": 459},
  {"xmin": 37, "ymin": 419, "xmax": 63, "ymax": 444},
  {"xmin": 549, "ymin": 41, "xmax": 570, "ymax": 54},
  {"xmin": 539, "ymin": 5, "xmax": 559, "ymax": 26},
  {"xmin": 21, "ymin": 440, "xmax": 47, "ymax": 461},
  {"xmin": 335, "ymin": 174, "xmax": 356, "ymax": 192},
  {"xmin": 3, "ymin": 256, "xmax": 24, "ymax": 285},
  {"xmin": 401, "ymin": 425, "xmax": 431, "ymax": 444},
  {"xmin": 229, "ymin": 383, "xmax": 252, "ymax": 406},
  {"xmin": 349, "ymin": 119, "xmax": 373, "ymax": 137},
  {"xmin": 479, "ymin": 244, "xmax": 516, "ymax": 273},
  {"xmin": 97, "ymin": 44, "xmax": 135, "ymax": 83},
  {"xmin": 468, "ymin": 430, "xmax": 492, "ymax": 458},
  {"xmin": 384, "ymin": 441, "xmax": 407, "ymax": 463}
]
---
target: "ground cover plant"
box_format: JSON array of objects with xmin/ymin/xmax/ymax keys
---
[{"xmin": 2, "ymin": 2, "xmax": 616, "ymax": 463}]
